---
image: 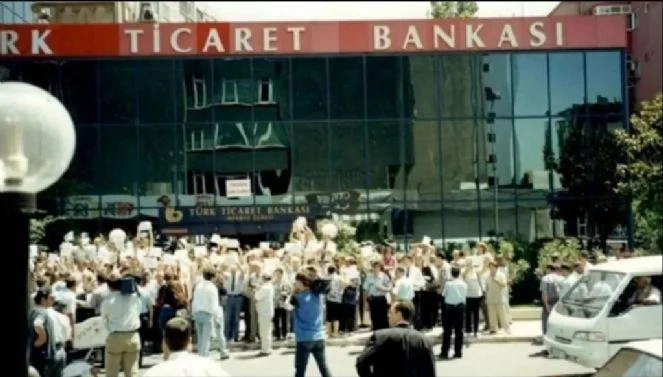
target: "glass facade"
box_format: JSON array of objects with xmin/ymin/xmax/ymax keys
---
[
  {"xmin": 0, "ymin": 1, "xmax": 32, "ymax": 23},
  {"xmin": 0, "ymin": 51, "xmax": 629, "ymax": 243}
]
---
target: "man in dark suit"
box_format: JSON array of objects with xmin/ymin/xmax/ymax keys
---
[{"xmin": 356, "ymin": 300, "xmax": 437, "ymax": 377}]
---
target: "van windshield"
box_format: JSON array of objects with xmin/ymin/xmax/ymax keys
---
[
  {"xmin": 555, "ymin": 270, "xmax": 626, "ymax": 319},
  {"xmin": 595, "ymin": 348, "xmax": 662, "ymax": 377}
]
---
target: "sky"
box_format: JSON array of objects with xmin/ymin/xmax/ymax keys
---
[{"xmin": 200, "ymin": 1, "xmax": 561, "ymax": 21}]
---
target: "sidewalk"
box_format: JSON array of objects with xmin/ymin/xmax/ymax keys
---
[{"xmin": 224, "ymin": 320, "xmax": 542, "ymax": 351}]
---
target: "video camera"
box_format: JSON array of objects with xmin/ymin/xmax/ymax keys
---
[{"xmin": 108, "ymin": 275, "xmax": 139, "ymax": 295}]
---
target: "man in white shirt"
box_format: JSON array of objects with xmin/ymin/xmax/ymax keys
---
[
  {"xmin": 254, "ymin": 274, "xmax": 275, "ymax": 356},
  {"xmin": 392, "ymin": 267, "xmax": 415, "ymax": 302},
  {"xmin": 144, "ymin": 317, "xmax": 230, "ymax": 377},
  {"xmin": 191, "ymin": 267, "xmax": 220, "ymax": 357},
  {"xmin": 55, "ymin": 277, "xmax": 78, "ymax": 341}
]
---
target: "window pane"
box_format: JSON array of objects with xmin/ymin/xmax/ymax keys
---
[
  {"xmin": 366, "ymin": 56, "xmax": 402, "ymax": 119},
  {"xmin": 329, "ymin": 57, "xmax": 365, "ymax": 120},
  {"xmin": 137, "ymin": 60, "xmax": 178, "ymax": 124},
  {"xmin": 100, "ymin": 126, "xmax": 138, "ymax": 194},
  {"xmin": 406, "ymin": 55, "xmax": 437, "ymax": 119},
  {"xmin": 182, "ymin": 59, "xmax": 214, "ymax": 123},
  {"xmin": 586, "ymin": 51, "xmax": 623, "ymax": 112},
  {"xmin": 443, "ymin": 201, "xmax": 480, "ymax": 239},
  {"xmin": 292, "ymin": 58, "xmax": 328, "ymax": 120},
  {"xmin": 549, "ymin": 52, "xmax": 585, "ymax": 116},
  {"xmin": 514, "ymin": 118, "xmax": 552, "ymax": 190},
  {"xmin": 211, "ymin": 58, "xmax": 251, "ymax": 122},
  {"xmin": 99, "ymin": 61, "xmax": 137, "ymax": 125},
  {"xmin": 61, "ymin": 126, "xmax": 99, "ymax": 196},
  {"xmin": 61, "ymin": 61, "xmax": 98, "ymax": 124},
  {"xmin": 513, "ymin": 53, "xmax": 549, "ymax": 116},
  {"xmin": 438, "ymin": 55, "xmax": 482, "ymax": 118},
  {"xmin": 252, "ymin": 57, "xmax": 290, "ymax": 119},
  {"xmin": 440, "ymin": 119, "xmax": 486, "ymax": 196},
  {"xmin": 329, "ymin": 121, "xmax": 368, "ymax": 216},
  {"xmin": 252, "ymin": 122, "xmax": 292, "ymax": 201},
  {"xmin": 293, "ymin": 121, "xmax": 329, "ymax": 192},
  {"xmin": 367, "ymin": 121, "xmax": 402, "ymax": 191},
  {"xmin": 138, "ymin": 124, "xmax": 178, "ymax": 199},
  {"xmin": 481, "ymin": 53, "xmax": 512, "ymax": 117},
  {"xmin": 401, "ymin": 121, "xmax": 441, "ymax": 199}
]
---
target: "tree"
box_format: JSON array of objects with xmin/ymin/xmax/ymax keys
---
[
  {"xmin": 430, "ymin": 1, "xmax": 478, "ymax": 18},
  {"xmin": 548, "ymin": 102, "xmax": 629, "ymax": 250},
  {"xmin": 615, "ymin": 94, "xmax": 663, "ymax": 252}
]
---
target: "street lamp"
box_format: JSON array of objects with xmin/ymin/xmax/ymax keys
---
[{"xmin": 0, "ymin": 81, "xmax": 75, "ymax": 377}]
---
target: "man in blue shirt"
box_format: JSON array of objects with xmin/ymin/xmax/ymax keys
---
[
  {"xmin": 440, "ymin": 266, "xmax": 467, "ymax": 360},
  {"xmin": 291, "ymin": 272, "xmax": 332, "ymax": 377}
]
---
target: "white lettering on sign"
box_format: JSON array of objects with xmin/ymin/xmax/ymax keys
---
[
  {"xmin": 287, "ymin": 27, "xmax": 305, "ymax": 51},
  {"xmin": 433, "ymin": 25, "xmax": 455, "ymax": 48},
  {"xmin": 1, "ymin": 29, "xmax": 52, "ymax": 55},
  {"xmin": 171, "ymin": 28, "xmax": 192, "ymax": 53},
  {"xmin": 373, "ymin": 25, "xmax": 391, "ymax": 50},
  {"xmin": 497, "ymin": 24, "xmax": 518, "ymax": 48},
  {"xmin": 202, "ymin": 29, "xmax": 225, "ymax": 52},
  {"xmin": 529, "ymin": 22, "xmax": 546, "ymax": 47},
  {"xmin": 465, "ymin": 24, "xmax": 485, "ymax": 48},
  {"xmin": 402, "ymin": 25, "xmax": 423, "ymax": 50},
  {"xmin": 370, "ymin": 21, "xmax": 567, "ymax": 51}
]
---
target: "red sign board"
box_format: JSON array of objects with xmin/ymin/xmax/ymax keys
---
[{"xmin": 0, "ymin": 16, "xmax": 626, "ymax": 58}]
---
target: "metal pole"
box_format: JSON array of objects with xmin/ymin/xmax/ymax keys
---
[{"xmin": 0, "ymin": 192, "xmax": 34, "ymax": 377}]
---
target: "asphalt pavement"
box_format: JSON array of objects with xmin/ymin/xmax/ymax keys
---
[{"xmin": 96, "ymin": 342, "xmax": 594, "ymax": 377}]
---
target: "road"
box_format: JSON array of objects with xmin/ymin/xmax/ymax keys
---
[{"xmin": 95, "ymin": 343, "xmax": 594, "ymax": 377}]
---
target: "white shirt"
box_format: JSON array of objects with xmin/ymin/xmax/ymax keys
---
[
  {"xmin": 48, "ymin": 308, "xmax": 72, "ymax": 343},
  {"xmin": 393, "ymin": 277, "xmax": 415, "ymax": 301},
  {"xmin": 144, "ymin": 351, "xmax": 231, "ymax": 377},
  {"xmin": 191, "ymin": 280, "xmax": 220, "ymax": 317},
  {"xmin": 404, "ymin": 266, "xmax": 425, "ymax": 291},
  {"xmin": 464, "ymin": 270, "xmax": 483, "ymax": 298},
  {"xmin": 55, "ymin": 289, "xmax": 77, "ymax": 318},
  {"xmin": 254, "ymin": 281, "xmax": 275, "ymax": 318}
]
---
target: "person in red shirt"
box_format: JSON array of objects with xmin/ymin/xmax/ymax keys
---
[{"xmin": 382, "ymin": 247, "xmax": 397, "ymax": 278}]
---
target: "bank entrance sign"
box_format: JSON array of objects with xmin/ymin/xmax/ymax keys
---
[{"xmin": 0, "ymin": 16, "xmax": 626, "ymax": 57}]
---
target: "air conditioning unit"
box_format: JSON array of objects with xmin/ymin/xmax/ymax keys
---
[{"xmin": 593, "ymin": 4, "xmax": 631, "ymax": 15}]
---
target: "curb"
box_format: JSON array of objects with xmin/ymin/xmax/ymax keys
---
[{"xmin": 223, "ymin": 334, "xmax": 538, "ymax": 351}]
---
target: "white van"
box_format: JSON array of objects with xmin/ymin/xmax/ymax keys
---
[{"xmin": 544, "ymin": 255, "xmax": 663, "ymax": 369}]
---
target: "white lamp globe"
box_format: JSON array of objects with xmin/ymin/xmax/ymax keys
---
[{"xmin": 0, "ymin": 81, "xmax": 76, "ymax": 194}]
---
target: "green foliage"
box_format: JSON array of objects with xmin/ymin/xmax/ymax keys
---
[
  {"xmin": 30, "ymin": 216, "xmax": 63, "ymax": 245},
  {"xmin": 615, "ymin": 94, "xmax": 663, "ymax": 253},
  {"xmin": 317, "ymin": 220, "xmax": 359, "ymax": 256},
  {"xmin": 430, "ymin": 1, "xmax": 478, "ymax": 18},
  {"xmin": 536, "ymin": 238, "xmax": 583, "ymax": 275},
  {"xmin": 497, "ymin": 240, "xmax": 530, "ymax": 285},
  {"xmin": 548, "ymin": 106, "xmax": 628, "ymax": 247}
]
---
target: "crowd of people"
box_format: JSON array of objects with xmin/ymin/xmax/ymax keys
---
[{"xmin": 31, "ymin": 216, "xmax": 599, "ymax": 377}]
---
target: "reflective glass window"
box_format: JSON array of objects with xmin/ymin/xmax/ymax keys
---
[
  {"xmin": 329, "ymin": 57, "xmax": 365, "ymax": 120},
  {"xmin": 366, "ymin": 56, "xmax": 403, "ymax": 119},
  {"xmin": 585, "ymin": 51, "xmax": 623, "ymax": 113},
  {"xmin": 549, "ymin": 52, "xmax": 585, "ymax": 116},
  {"xmin": 438, "ymin": 55, "xmax": 482, "ymax": 118},
  {"xmin": 99, "ymin": 61, "xmax": 137, "ymax": 125},
  {"xmin": 406, "ymin": 55, "xmax": 438, "ymax": 119},
  {"xmin": 291, "ymin": 58, "xmax": 328, "ymax": 120},
  {"xmin": 512, "ymin": 53, "xmax": 549, "ymax": 116},
  {"xmin": 292, "ymin": 121, "xmax": 329, "ymax": 192},
  {"xmin": 481, "ymin": 53, "xmax": 512, "ymax": 117}
]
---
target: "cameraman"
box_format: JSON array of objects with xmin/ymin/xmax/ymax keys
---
[{"xmin": 100, "ymin": 274, "xmax": 143, "ymax": 377}]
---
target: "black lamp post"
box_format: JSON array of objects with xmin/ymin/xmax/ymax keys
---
[{"xmin": 0, "ymin": 82, "xmax": 76, "ymax": 377}]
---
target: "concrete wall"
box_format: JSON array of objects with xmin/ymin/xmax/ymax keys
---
[{"xmin": 631, "ymin": 1, "xmax": 663, "ymax": 103}]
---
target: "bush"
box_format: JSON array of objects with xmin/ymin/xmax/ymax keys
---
[
  {"xmin": 496, "ymin": 240, "xmax": 530, "ymax": 285},
  {"xmin": 536, "ymin": 238, "xmax": 583, "ymax": 276}
]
